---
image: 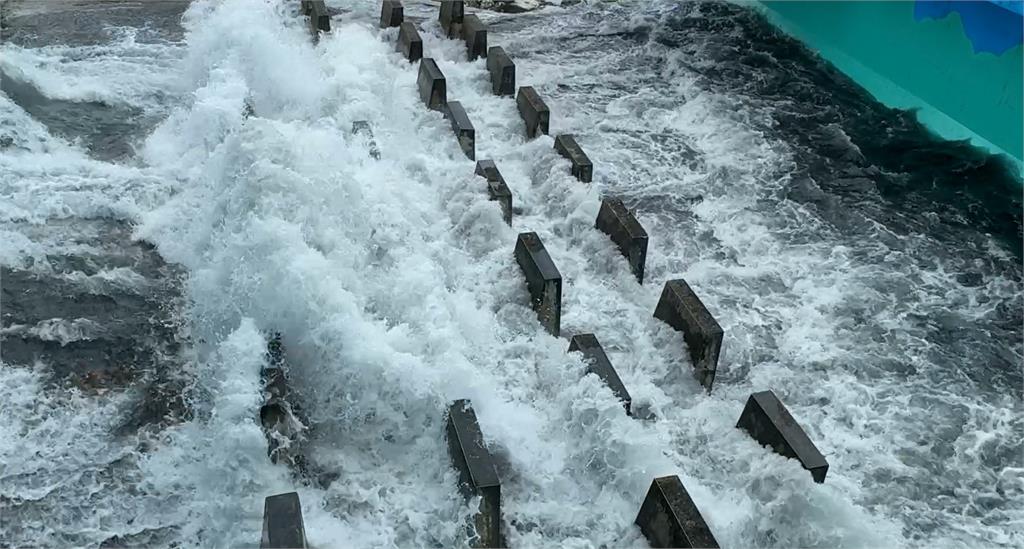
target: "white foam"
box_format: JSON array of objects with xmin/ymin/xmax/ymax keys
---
[{"xmin": 1, "ymin": 0, "xmax": 1019, "ymax": 547}]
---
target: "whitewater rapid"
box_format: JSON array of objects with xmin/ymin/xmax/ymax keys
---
[{"xmin": 1, "ymin": 0, "xmax": 1021, "ymax": 547}]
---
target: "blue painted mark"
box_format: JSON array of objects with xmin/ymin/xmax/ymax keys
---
[{"xmin": 914, "ymin": 0, "xmax": 1023, "ymax": 55}]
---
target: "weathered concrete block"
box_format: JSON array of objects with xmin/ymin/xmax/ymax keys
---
[
  {"xmin": 462, "ymin": 14, "xmax": 487, "ymax": 61},
  {"xmin": 439, "ymin": 0, "xmax": 465, "ymax": 38},
  {"xmin": 417, "ymin": 58, "xmax": 447, "ymax": 111},
  {"xmin": 514, "ymin": 232, "xmax": 561, "ymax": 336},
  {"xmin": 396, "ymin": 21, "xmax": 423, "ymax": 63},
  {"xmin": 653, "ymin": 279, "xmax": 723, "ymax": 392},
  {"xmin": 516, "ymin": 86, "xmax": 549, "ymax": 139},
  {"xmin": 261, "ymin": 492, "xmax": 308, "ymax": 549},
  {"xmin": 475, "ymin": 160, "xmax": 513, "ymax": 226},
  {"xmin": 260, "ymin": 335, "xmax": 309, "ymax": 473},
  {"xmin": 486, "ymin": 46, "xmax": 515, "ymax": 96},
  {"xmin": 308, "ymin": 0, "xmax": 330, "ymax": 34},
  {"xmin": 351, "ymin": 121, "xmax": 380, "ymax": 160},
  {"xmin": 635, "ymin": 476, "xmax": 719, "ymax": 549},
  {"xmin": 447, "ymin": 399, "xmax": 502, "ymax": 548},
  {"xmin": 554, "ymin": 134, "xmax": 593, "ymax": 183},
  {"xmin": 445, "ymin": 101, "xmax": 476, "ymax": 160},
  {"xmin": 736, "ymin": 390, "xmax": 829, "ymax": 483},
  {"xmin": 568, "ymin": 333, "xmax": 632, "ymax": 415},
  {"xmin": 596, "ymin": 198, "xmax": 647, "ymax": 284},
  {"xmin": 380, "ymin": 0, "xmax": 403, "ymax": 28}
]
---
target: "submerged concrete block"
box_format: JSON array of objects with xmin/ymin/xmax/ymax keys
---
[
  {"xmin": 635, "ymin": 476, "xmax": 719, "ymax": 549},
  {"xmin": 447, "ymin": 399, "xmax": 502, "ymax": 548},
  {"xmin": 516, "ymin": 86, "xmax": 549, "ymax": 139},
  {"xmin": 736, "ymin": 390, "xmax": 829, "ymax": 483},
  {"xmin": 514, "ymin": 232, "xmax": 561, "ymax": 336},
  {"xmin": 418, "ymin": 58, "xmax": 447, "ymax": 111},
  {"xmin": 554, "ymin": 134, "xmax": 593, "ymax": 183},
  {"xmin": 380, "ymin": 0, "xmax": 403, "ymax": 28},
  {"xmin": 462, "ymin": 14, "xmax": 487, "ymax": 61},
  {"xmin": 653, "ymin": 279, "xmax": 723, "ymax": 392},
  {"xmin": 596, "ymin": 198, "xmax": 648, "ymax": 284},
  {"xmin": 351, "ymin": 121, "xmax": 381, "ymax": 160},
  {"xmin": 568, "ymin": 334, "xmax": 632, "ymax": 415},
  {"xmin": 486, "ymin": 46, "xmax": 515, "ymax": 96},
  {"xmin": 308, "ymin": 0, "xmax": 330, "ymax": 34},
  {"xmin": 396, "ymin": 21, "xmax": 423, "ymax": 62},
  {"xmin": 439, "ymin": 0, "xmax": 465, "ymax": 38},
  {"xmin": 261, "ymin": 492, "xmax": 308, "ymax": 549},
  {"xmin": 445, "ymin": 101, "xmax": 476, "ymax": 160},
  {"xmin": 475, "ymin": 160, "xmax": 513, "ymax": 226},
  {"xmin": 260, "ymin": 335, "xmax": 309, "ymax": 473}
]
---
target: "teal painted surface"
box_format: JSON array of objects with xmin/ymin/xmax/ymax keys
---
[{"xmin": 753, "ymin": 1, "xmax": 1023, "ymax": 164}]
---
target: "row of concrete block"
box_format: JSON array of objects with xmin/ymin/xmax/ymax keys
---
[{"xmin": 258, "ymin": 385, "xmax": 828, "ymax": 548}]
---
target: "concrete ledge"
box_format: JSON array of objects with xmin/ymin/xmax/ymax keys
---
[
  {"xmin": 308, "ymin": 0, "xmax": 330, "ymax": 35},
  {"xmin": 596, "ymin": 198, "xmax": 647, "ymax": 283},
  {"xmin": 514, "ymin": 232, "xmax": 561, "ymax": 336},
  {"xmin": 554, "ymin": 134, "xmax": 593, "ymax": 183},
  {"xmin": 380, "ymin": 0, "xmax": 403, "ymax": 27},
  {"xmin": 261, "ymin": 492, "xmax": 308, "ymax": 549},
  {"xmin": 380, "ymin": 0, "xmax": 403, "ymax": 28},
  {"xmin": 447, "ymin": 399, "xmax": 502, "ymax": 548},
  {"xmin": 351, "ymin": 120, "xmax": 380, "ymax": 160},
  {"xmin": 635, "ymin": 476, "xmax": 719, "ymax": 549},
  {"xmin": 516, "ymin": 86, "xmax": 549, "ymax": 139},
  {"xmin": 439, "ymin": 0, "xmax": 465, "ymax": 38},
  {"xmin": 653, "ymin": 279, "xmax": 723, "ymax": 392},
  {"xmin": 445, "ymin": 101, "xmax": 476, "ymax": 160},
  {"xmin": 418, "ymin": 58, "xmax": 447, "ymax": 111},
  {"xmin": 736, "ymin": 390, "xmax": 829, "ymax": 483},
  {"xmin": 568, "ymin": 334, "xmax": 632, "ymax": 415},
  {"xmin": 486, "ymin": 46, "xmax": 515, "ymax": 96},
  {"xmin": 462, "ymin": 14, "xmax": 488, "ymax": 61},
  {"xmin": 475, "ymin": 160, "xmax": 513, "ymax": 226},
  {"xmin": 396, "ymin": 21, "xmax": 423, "ymax": 63}
]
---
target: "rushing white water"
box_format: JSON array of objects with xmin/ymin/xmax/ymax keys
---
[{"xmin": 1, "ymin": 0, "xmax": 1020, "ymax": 547}]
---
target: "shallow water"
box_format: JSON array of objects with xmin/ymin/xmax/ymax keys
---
[{"xmin": 1, "ymin": 0, "xmax": 1021, "ymax": 547}]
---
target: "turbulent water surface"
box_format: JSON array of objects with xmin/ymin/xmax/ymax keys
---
[{"xmin": 1, "ymin": 0, "xmax": 1021, "ymax": 547}]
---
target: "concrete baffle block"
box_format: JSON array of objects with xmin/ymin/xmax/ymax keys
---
[
  {"xmin": 396, "ymin": 21, "xmax": 423, "ymax": 62},
  {"xmin": 261, "ymin": 492, "xmax": 308, "ymax": 549},
  {"xmin": 516, "ymin": 86, "xmax": 549, "ymax": 139},
  {"xmin": 260, "ymin": 334, "xmax": 309, "ymax": 472},
  {"xmin": 736, "ymin": 390, "xmax": 829, "ymax": 483},
  {"xmin": 308, "ymin": 0, "xmax": 330, "ymax": 34},
  {"xmin": 447, "ymin": 399, "xmax": 502, "ymax": 549},
  {"xmin": 514, "ymin": 232, "xmax": 561, "ymax": 336},
  {"xmin": 635, "ymin": 476, "xmax": 719, "ymax": 549},
  {"xmin": 351, "ymin": 121, "xmax": 381, "ymax": 160},
  {"xmin": 568, "ymin": 333, "xmax": 632, "ymax": 415},
  {"xmin": 596, "ymin": 198, "xmax": 648, "ymax": 284},
  {"xmin": 380, "ymin": 0, "xmax": 403, "ymax": 28},
  {"xmin": 418, "ymin": 58, "xmax": 447, "ymax": 111},
  {"xmin": 554, "ymin": 134, "xmax": 593, "ymax": 183},
  {"xmin": 439, "ymin": 0, "xmax": 465, "ymax": 38},
  {"xmin": 653, "ymin": 279, "xmax": 723, "ymax": 392},
  {"xmin": 445, "ymin": 101, "xmax": 476, "ymax": 160},
  {"xmin": 486, "ymin": 46, "xmax": 515, "ymax": 96},
  {"xmin": 462, "ymin": 14, "xmax": 487, "ymax": 61},
  {"xmin": 475, "ymin": 160, "xmax": 513, "ymax": 226}
]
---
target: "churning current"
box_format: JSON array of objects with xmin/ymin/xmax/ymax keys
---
[{"xmin": 0, "ymin": 0, "xmax": 1020, "ymax": 547}]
